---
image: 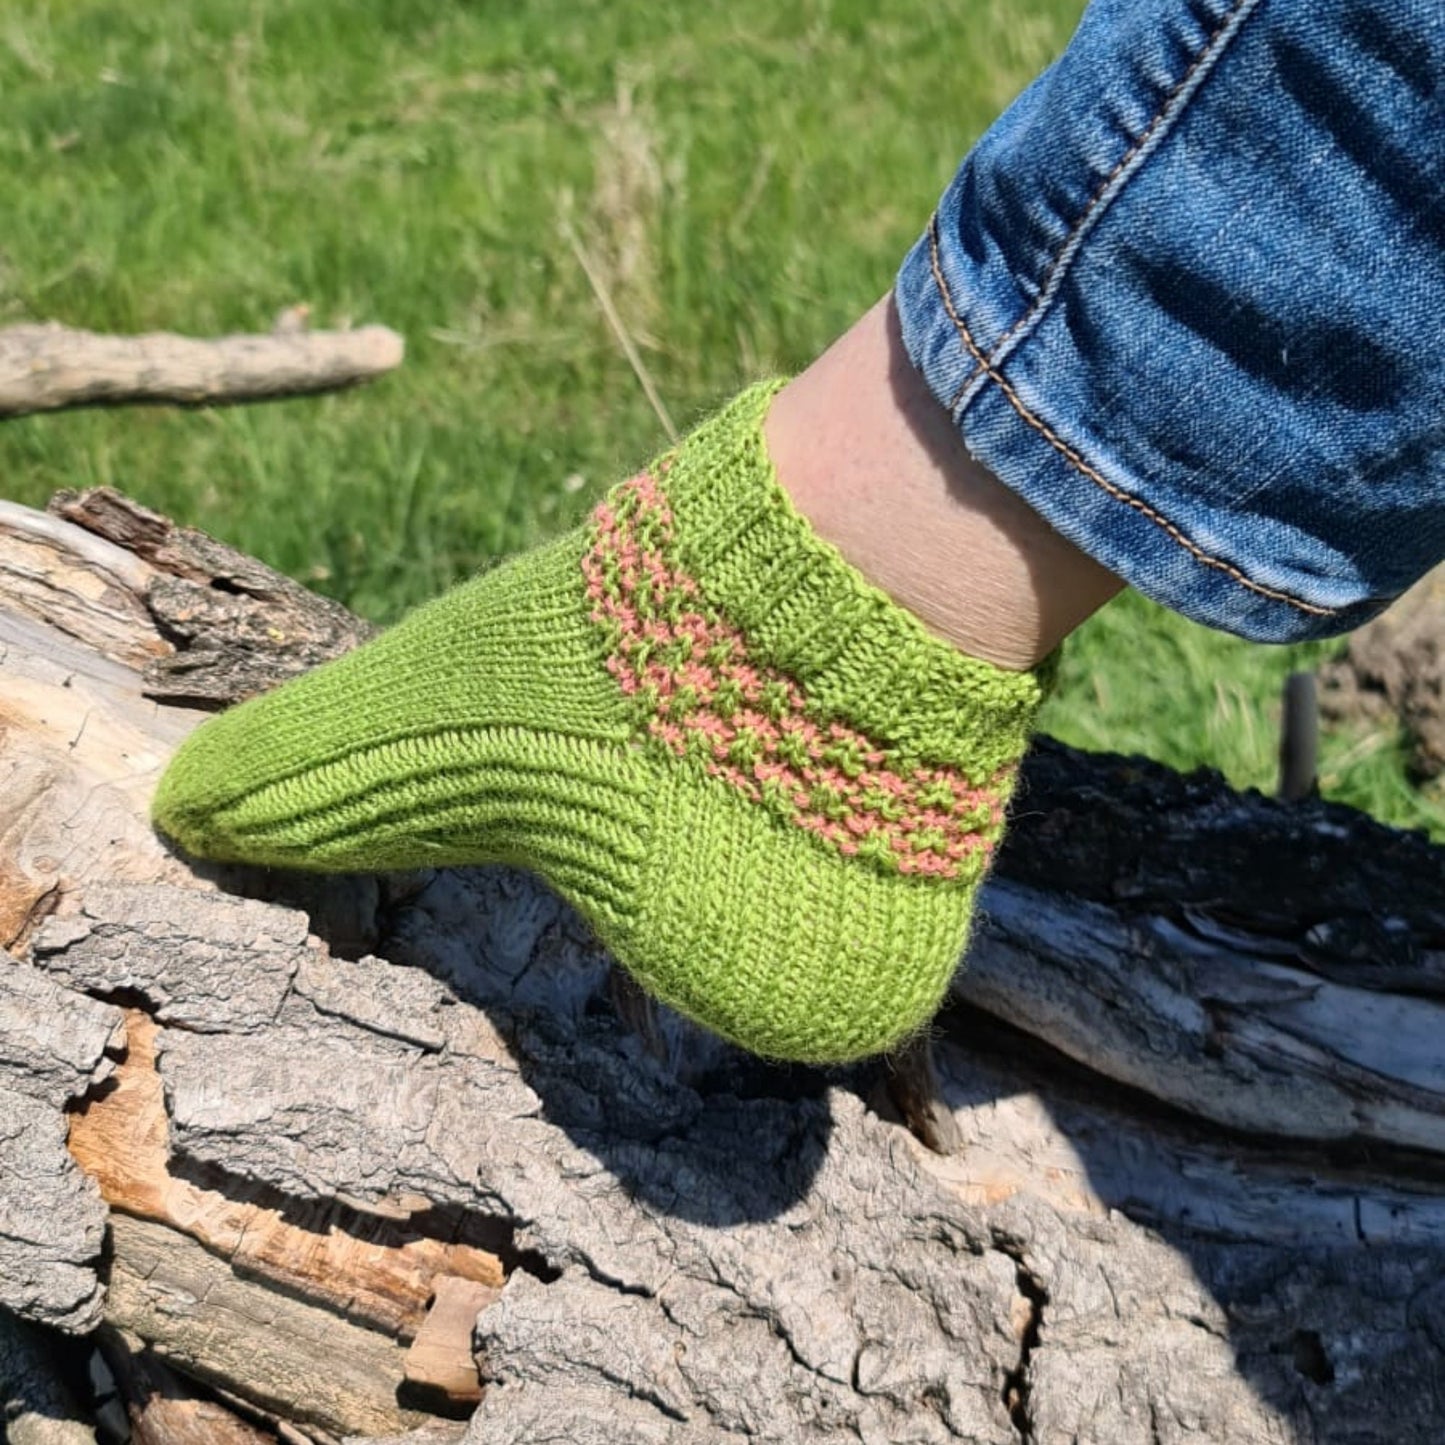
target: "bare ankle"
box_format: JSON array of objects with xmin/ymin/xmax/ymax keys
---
[{"xmin": 764, "ymin": 293, "xmax": 1123, "ymax": 671}]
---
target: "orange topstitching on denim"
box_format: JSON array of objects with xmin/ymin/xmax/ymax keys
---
[
  {"xmin": 957, "ymin": 0, "xmax": 1260, "ymax": 388},
  {"xmin": 926, "ymin": 214, "xmax": 1335, "ymax": 619}
]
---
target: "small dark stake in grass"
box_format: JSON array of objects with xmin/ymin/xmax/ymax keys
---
[{"xmin": 0, "ymin": 0, "xmax": 1437, "ymax": 839}]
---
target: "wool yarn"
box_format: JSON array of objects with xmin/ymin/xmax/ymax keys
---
[{"xmin": 153, "ymin": 382, "xmax": 1048, "ymax": 1061}]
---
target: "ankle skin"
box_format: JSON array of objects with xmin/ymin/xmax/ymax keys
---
[{"xmin": 765, "ymin": 293, "xmax": 1124, "ymax": 671}]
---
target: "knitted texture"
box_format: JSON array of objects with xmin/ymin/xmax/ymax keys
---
[{"xmin": 152, "ymin": 382, "xmax": 1048, "ymax": 1062}]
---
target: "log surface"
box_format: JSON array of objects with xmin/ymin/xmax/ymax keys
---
[
  {"xmin": 98, "ymin": 1325, "xmax": 279, "ymax": 1445},
  {"xmin": 2, "ymin": 490, "xmax": 1444, "ymax": 1443},
  {"xmin": 67, "ymin": 1008, "xmax": 503, "ymax": 1343},
  {"xmin": 0, "ymin": 959, "xmax": 120, "ymax": 1331},
  {"xmin": 0, "ymin": 1312, "xmax": 97, "ymax": 1445},
  {"xmin": 106, "ymin": 1216, "xmax": 427, "ymax": 1440}
]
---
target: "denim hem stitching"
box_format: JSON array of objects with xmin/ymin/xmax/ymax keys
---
[
  {"xmin": 947, "ymin": 0, "xmax": 1263, "ymax": 410},
  {"xmin": 926, "ymin": 215, "xmax": 1336, "ymax": 619}
]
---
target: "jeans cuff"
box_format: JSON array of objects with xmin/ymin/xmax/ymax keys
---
[{"xmin": 895, "ymin": 212, "xmax": 1390, "ymax": 646}]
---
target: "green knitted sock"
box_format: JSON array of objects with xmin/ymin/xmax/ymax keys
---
[{"xmin": 153, "ymin": 383, "xmax": 1048, "ymax": 1063}]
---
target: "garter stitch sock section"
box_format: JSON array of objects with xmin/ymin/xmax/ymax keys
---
[{"xmin": 152, "ymin": 383, "xmax": 1049, "ymax": 1062}]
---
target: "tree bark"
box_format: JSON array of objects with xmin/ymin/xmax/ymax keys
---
[
  {"xmin": 0, "ymin": 322, "xmax": 402, "ymax": 418},
  {"xmin": 2, "ymin": 491, "xmax": 1444, "ymax": 1443},
  {"xmin": 98, "ymin": 1325, "xmax": 280, "ymax": 1445},
  {"xmin": 0, "ymin": 1312, "xmax": 97, "ymax": 1445}
]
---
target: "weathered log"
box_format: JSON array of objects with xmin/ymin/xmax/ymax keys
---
[
  {"xmin": 43, "ymin": 487, "xmax": 377, "ymax": 708},
  {"xmin": 68, "ymin": 1009, "xmax": 504, "ymax": 1342},
  {"xmin": 107, "ymin": 1215, "xmax": 427, "ymax": 1438},
  {"xmin": 0, "ymin": 322, "xmax": 403, "ymax": 418},
  {"xmin": 2, "ymin": 489, "xmax": 1445, "ymax": 1443},
  {"xmin": 0, "ymin": 1313, "xmax": 97, "ymax": 1445},
  {"xmin": 0, "ymin": 961, "xmax": 119, "ymax": 1332},
  {"xmin": 97, "ymin": 1325, "xmax": 276, "ymax": 1445}
]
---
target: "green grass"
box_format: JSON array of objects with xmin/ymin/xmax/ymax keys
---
[
  {"xmin": 1, "ymin": 0, "xmax": 1439, "ymax": 842},
  {"xmin": 1040, "ymin": 590, "xmax": 1444, "ymax": 839}
]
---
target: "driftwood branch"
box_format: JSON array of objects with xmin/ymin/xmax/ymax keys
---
[
  {"xmin": 0, "ymin": 321, "xmax": 403, "ymax": 418},
  {"xmin": 2, "ymin": 491, "xmax": 1444, "ymax": 1443}
]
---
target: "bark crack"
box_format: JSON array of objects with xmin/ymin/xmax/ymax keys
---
[
  {"xmin": 567, "ymin": 1248, "xmax": 654, "ymax": 1299},
  {"xmin": 993, "ymin": 1237, "xmax": 1047, "ymax": 1444}
]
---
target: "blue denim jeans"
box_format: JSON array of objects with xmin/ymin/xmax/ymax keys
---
[{"xmin": 895, "ymin": 0, "xmax": 1445, "ymax": 642}]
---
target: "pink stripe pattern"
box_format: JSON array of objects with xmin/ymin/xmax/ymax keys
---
[{"xmin": 582, "ymin": 473, "xmax": 1010, "ymax": 880}]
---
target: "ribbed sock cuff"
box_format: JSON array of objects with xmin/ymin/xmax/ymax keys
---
[{"xmin": 654, "ymin": 381, "xmax": 1048, "ymax": 782}]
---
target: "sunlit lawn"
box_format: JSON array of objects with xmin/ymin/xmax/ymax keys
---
[{"xmin": 1, "ymin": 0, "xmax": 1438, "ymax": 839}]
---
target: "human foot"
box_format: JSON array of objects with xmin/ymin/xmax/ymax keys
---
[{"xmin": 153, "ymin": 385, "xmax": 1049, "ymax": 1063}]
